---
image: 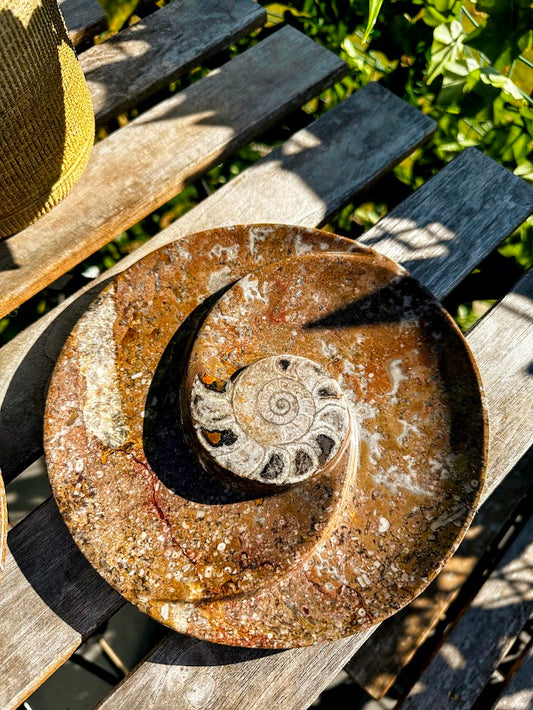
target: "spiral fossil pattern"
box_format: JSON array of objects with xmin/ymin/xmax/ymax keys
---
[
  {"xmin": 44, "ymin": 224, "xmax": 487, "ymax": 649},
  {"xmin": 190, "ymin": 355, "xmax": 350, "ymax": 486}
]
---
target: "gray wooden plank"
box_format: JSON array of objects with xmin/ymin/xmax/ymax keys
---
[
  {"xmin": 493, "ymin": 642, "xmax": 533, "ymax": 710},
  {"xmin": 59, "ymin": 0, "xmax": 106, "ymax": 46},
  {"xmin": 0, "ymin": 500, "xmax": 123, "ymax": 710},
  {"xmin": 400, "ymin": 515, "xmax": 533, "ymax": 710},
  {"xmin": 80, "ymin": 0, "xmax": 266, "ymax": 126},
  {"xmin": 0, "ymin": 26, "xmax": 345, "ymax": 320},
  {"xmin": 155, "ymin": 82, "xmax": 436, "ymax": 231},
  {"xmin": 468, "ymin": 271, "xmax": 533, "ymax": 501},
  {"xmin": 0, "ymin": 81, "xmax": 434, "ymax": 485},
  {"xmin": 95, "ymin": 632, "xmax": 376, "ymax": 710},
  {"xmin": 358, "ymin": 147, "xmax": 533, "ymax": 300},
  {"xmin": 92, "ymin": 268, "xmax": 533, "ymax": 710}
]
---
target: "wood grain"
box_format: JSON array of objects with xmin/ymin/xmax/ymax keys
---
[
  {"xmin": 154, "ymin": 82, "xmax": 436, "ymax": 231},
  {"xmin": 59, "ymin": 0, "xmax": 106, "ymax": 45},
  {"xmin": 0, "ymin": 26, "xmax": 344, "ymax": 320},
  {"xmin": 94, "ymin": 270, "xmax": 533, "ymax": 710},
  {"xmin": 400, "ymin": 515, "xmax": 533, "ymax": 710},
  {"xmin": 0, "ymin": 82, "xmax": 434, "ymax": 484},
  {"xmin": 493, "ymin": 642, "xmax": 533, "ymax": 710},
  {"xmin": 468, "ymin": 270, "xmax": 533, "ymax": 501},
  {"xmin": 96, "ymin": 631, "xmax": 376, "ymax": 710},
  {"xmin": 80, "ymin": 0, "xmax": 266, "ymax": 126},
  {"xmin": 0, "ymin": 500, "xmax": 123, "ymax": 710},
  {"xmin": 358, "ymin": 147, "xmax": 533, "ymax": 300}
]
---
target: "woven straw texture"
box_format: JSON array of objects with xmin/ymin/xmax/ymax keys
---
[{"xmin": 0, "ymin": 0, "xmax": 94, "ymax": 238}]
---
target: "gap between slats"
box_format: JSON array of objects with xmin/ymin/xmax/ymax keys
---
[
  {"xmin": 493, "ymin": 639, "xmax": 533, "ymax": 710},
  {"xmin": 399, "ymin": 513, "xmax": 533, "ymax": 710},
  {"xmin": 59, "ymin": 0, "xmax": 106, "ymax": 46},
  {"xmin": 79, "ymin": 0, "xmax": 266, "ymax": 126}
]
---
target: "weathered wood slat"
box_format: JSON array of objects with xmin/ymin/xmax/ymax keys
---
[
  {"xmin": 80, "ymin": 0, "xmax": 266, "ymax": 126},
  {"xmin": 0, "ymin": 26, "xmax": 344, "ymax": 321},
  {"xmin": 493, "ymin": 642, "xmax": 533, "ymax": 710},
  {"xmin": 0, "ymin": 501, "xmax": 123, "ymax": 710},
  {"xmin": 468, "ymin": 272, "xmax": 533, "ymax": 500},
  {"xmin": 96, "ymin": 632, "xmax": 376, "ymax": 710},
  {"xmin": 346, "ymin": 455, "xmax": 533, "ymax": 698},
  {"xmin": 90, "ymin": 268, "xmax": 533, "ymax": 710},
  {"xmin": 358, "ymin": 148, "xmax": 533, "ymax": 300},
  {"xmin": 59, "ymin": 0, "xmax": 106, "ymax": 46},
  {"xmin": 400, "ymin": 515, "xmax": 533, "ymax": 710},
  {"xmin": 0, "ymin": 81, "xmax": 434, "ymax": 484},
  {"xmin": 153, "ymin": 83, "xmax": 436, "ymax": 233}
]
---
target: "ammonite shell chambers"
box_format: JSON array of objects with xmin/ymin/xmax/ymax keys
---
[
  {"xmin": 44, "ymin": 224, "xmax": 486, "ymax": 649},
  {"xmin": 189, "ymin": 354, "xmax": 351, "ymax": 488}
]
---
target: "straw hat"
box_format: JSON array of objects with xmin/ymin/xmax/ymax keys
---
[{"xmin": 0, "ymin": 0, "xmax": 94, "ymax": 237}]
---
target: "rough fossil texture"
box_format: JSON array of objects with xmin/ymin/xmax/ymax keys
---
[{"xmin": 44, "ymin": 224, "xmax": 487, "ymax": 648}]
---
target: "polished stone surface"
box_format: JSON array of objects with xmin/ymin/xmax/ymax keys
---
[{"xmin": 44, "ymin": 224, "xmax": 487, "ymax": 648}]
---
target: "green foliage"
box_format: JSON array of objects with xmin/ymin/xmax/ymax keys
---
[
  {"xmin": 98, "ymin": 0, "xmax": 140, "ymax": 31},
  {"xmin": 465, "ymin": 0, "xmax": 533, "ymax": 71},
  {"xmin": 261, "ymin": 0, "xmax": 533, "ymax": 331},
  {"xmin": 363, "ymin": 0, "xmax": 385, "ymax": 41}
]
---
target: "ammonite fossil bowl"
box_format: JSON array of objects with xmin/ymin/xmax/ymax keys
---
[{"xmin": 44, "ymin": 224, "xmax": 487, "ymax": 648}]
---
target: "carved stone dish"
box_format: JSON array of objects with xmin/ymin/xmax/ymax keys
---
[{"xmin": 44, "ymin": 224, "xmax": 487, "ymax": 648}]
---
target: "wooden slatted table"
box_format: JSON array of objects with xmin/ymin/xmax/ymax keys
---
[{"xmin": 1, "ymin": 2, "xmax": 532, "ymax": 709}]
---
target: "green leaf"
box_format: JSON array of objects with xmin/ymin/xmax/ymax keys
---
[
  {"xmin": 363, "ymin": 0, "xmax": 384, "ymax": 42},
  {"xmin": 98, "ymin": 0, "xmax": 140, "ymax": 32},
  {"xmin": 426, "ymin": 20, "xmax": 465, "ymax": 84},
  {"xmin": 464, "ymin": 0, "xmax": 533, "ymax": 71},
  {"xmin": 437, "ymin": 59, "xmax": 481, "ymax": 104},
  {"xmin": 478, "ymin": 67, "xmax": 526, "ymax": 101}
]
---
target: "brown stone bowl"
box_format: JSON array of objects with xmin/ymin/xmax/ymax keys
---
[{"xmin": 44, "ymin": 224, "xmax": 487, "ymax": 648}]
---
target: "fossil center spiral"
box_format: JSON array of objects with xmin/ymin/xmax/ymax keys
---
[{"xmin": 189, "ymin": 354, "xmax": 351, "ymax": 488}]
